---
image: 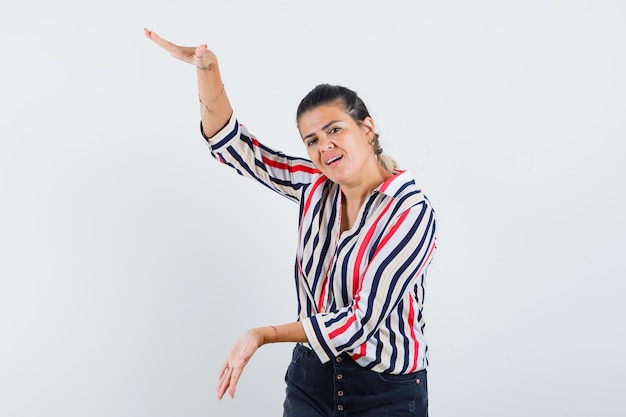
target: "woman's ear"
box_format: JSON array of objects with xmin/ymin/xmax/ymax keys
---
[{"xmin": 360, "ymin": 116, "xmax": 376, "ymax": 138}]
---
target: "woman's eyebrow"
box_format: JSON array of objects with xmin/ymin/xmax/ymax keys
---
[{"xmin": 302, "ymin": 120, "xmax": 341, "ymax": 141}]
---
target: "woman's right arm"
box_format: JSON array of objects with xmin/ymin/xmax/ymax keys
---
[{"xmin": 144, "ymin": 29, "xmax": 319, "ymax": 201}]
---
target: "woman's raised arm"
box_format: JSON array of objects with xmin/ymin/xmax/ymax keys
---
[{"xmin": 144, "ymin": 29, "xmax": 233, "ymax": 137}]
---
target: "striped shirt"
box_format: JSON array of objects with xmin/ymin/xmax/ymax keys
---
[{"xmin": 203, "ymin": 114, "xmax": 437, "ymax": 374}]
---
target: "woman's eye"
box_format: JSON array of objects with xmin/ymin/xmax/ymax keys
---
[
  {"xmin": 307, "ymin": 138, "xmax": 318, "ymax": 147},
  {"xmin": 329, "ymin": 127, "xmax": 341, "ymax": 135}
]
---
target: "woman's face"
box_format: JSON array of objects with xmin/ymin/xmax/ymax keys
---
[{"xmin": 298, "ymin": 103, "xmax": 377, "ymax": 187}]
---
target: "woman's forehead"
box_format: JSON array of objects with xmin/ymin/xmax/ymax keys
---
[{"xmin": 298, "ymin": 104, "xmax": 352, "ymax": 129}]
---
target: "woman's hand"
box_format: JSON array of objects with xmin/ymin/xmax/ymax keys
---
[
  {"xmin": 143, "ymin": 28, "xmax": 231, "ymax": 136},
  {"xmin": 217, "ymin": 329, "xmax": 265, "ymax": 399},
  {"xmin": 143, "ymin": 28, "xmax": 217, "ymax": 71}
]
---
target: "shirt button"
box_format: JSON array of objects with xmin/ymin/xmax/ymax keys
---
[
  {"xmin": 336, "ymin": 374, "xmax": 343, "ymax": 380},
  {"xmin": 337, "ymin": 405, "xmax": 344, "ymax": 411},
  {"xmin": 336, "ymin": 356, "xmax": 343, "ymax": 362},
  {"xmin": 338, "ymin": 390, "xmax": 344, "ymax": 396}
]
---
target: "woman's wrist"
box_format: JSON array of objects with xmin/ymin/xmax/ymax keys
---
[
  {"xmin": 255, "ymin": 326, "xmax": 279, "ymax": 345},
  {"xmin": 197, "ymin": 66, "xmax": 232, "ymax": 135}
]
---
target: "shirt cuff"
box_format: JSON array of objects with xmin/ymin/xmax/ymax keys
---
[
  {"xmin": 302, "ymin": 316, "xmax": 339, "ymax": 363},
  {"xmin": 200, "ymin": 112, "xmax": 237, "ymax": 145}
]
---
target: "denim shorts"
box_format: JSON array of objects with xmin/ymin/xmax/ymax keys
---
[{"xmin": 283, "ymin": 344, "xmax": 428, "ymax": 417}]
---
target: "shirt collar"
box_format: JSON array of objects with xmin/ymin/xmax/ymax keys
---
[{"xmin": 375, "ymin": 169, "xmax": 415, "ymax": 198}]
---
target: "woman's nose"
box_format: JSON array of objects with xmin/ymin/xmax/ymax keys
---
[{"xmin": 318, "ymin": 135, "xmax": 334, "ymax": 151}]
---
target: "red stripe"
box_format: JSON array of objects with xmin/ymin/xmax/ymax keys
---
[
  {"xmin": 249, "ymin": 136, "xmax": 319, "ymax": 174},
  {"xmin": 407, "ymin": 240, "xmax": 437, "ymax": 372},
  {"xmin": 261, "ymin": 156, "xmax": 320, "ymax": 174},
  {"xmin": 407, "ymin": 299, "xmax": 419, "ymax": 372},
  {"xmin": 350, "ymin": 343, "xmax": 367, "ymax": 360},
  {"xmin": 297, "ymin": 176, "xmax": 326, "ymax": 265},
  {"xmin": 317, "ymin": 275, "xmax": 328, "ymax": 312},
  {"xmin": 296, "ymin": 176, "xmax": 327, "ymax": 312},
  {"xmin": 352, "ymin": 200, "xmax": 394, "ymax": 294},
  {"xmin": 329, "ymin": 314, "xmax": 356, "ymax": 339},
  {"xmin": 371, "ymin": 210, "xmax": 410, "ymax": 260},
  {"xmin": 301, "ymin": 176, "xmax": 326, "ymax": 229},
  {"xmin": 378, "ymin": 174, "xmax": 397, "ymax": 194}
]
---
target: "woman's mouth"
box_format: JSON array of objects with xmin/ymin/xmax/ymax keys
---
[{"xmin": 326, "ymin": 155, "xmax": 343, "ymax": 166}]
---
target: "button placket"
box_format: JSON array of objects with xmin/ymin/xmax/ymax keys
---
[{"xmin": 333, "ymin": 355, "xmax": 348, "ymax": 414}]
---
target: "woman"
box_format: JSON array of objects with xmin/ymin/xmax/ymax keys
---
[{"xmin": 145, "ymin": 29, "xmax": 436, "ymax": 417}]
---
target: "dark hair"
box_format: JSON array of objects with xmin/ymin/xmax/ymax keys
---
[
  {"xmin": 296, "ymin": 84, "xmax": 397, "ymax": 171},
  {"xmin": 296, "ymin": 84, "xmax": 371, "ymax": 124}
]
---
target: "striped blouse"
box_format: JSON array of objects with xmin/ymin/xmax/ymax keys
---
[{"xmin": 203, "ymin": 114, "xmax": 437, "ymax": 374}]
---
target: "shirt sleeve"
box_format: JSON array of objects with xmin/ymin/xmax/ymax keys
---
[
  {"xmin": 301, "ymin": 199, "xmax": 437, "ymax": 362},
  {"xmin": 201, "ymin": 114, "xmax": 320, "ymax": 203}
]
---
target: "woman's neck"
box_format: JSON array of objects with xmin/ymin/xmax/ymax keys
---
[
  {"xmin": 340, "ymin": 165, "xmax": 393, "ymax": 231},
  {"xmin": 341, "ymin": 164, "xmax": 391, "ymax": 203}
]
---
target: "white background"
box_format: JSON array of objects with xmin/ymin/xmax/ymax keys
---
[{"xmin": 1, "ymin": 1, "xmax": 625, "ymax": 416}]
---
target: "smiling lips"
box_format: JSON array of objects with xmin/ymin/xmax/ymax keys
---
[{"xmin": 325, "ymin": 154, "xmax": 343, "ymax": 166}]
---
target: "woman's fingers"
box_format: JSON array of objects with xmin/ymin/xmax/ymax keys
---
[
  {"xmin": 144, "ymin": 28, "xmax": 195, "ymax": 63},
  {"xmin": 217, "ymin": 357, "xmax": 247, "ymax": 399},
  {"xmin": 229, "ymin": 357, "xmax": 250, "ymax": 398},
  {"xmin": 217, "ymin": 357, "xmax": 234, "ymax": 399},
  {"xmin": 144, "ymin": 28, "xmax": 171, "ymax": 49},
  {"xmin": 218, "ymin": 359, "xmax": 229, "ymax": 380},
  {"xmin": 217, "ymin": 365, "xmax": 232, "ymax": 399},
  {"xmin": 144, "ymin": 28, "xmax": 172, "ymax": 49}
]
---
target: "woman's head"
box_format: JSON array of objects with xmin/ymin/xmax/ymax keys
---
[
  {"xmin": 296, "ymin": 84, "xmax": 369, "ymax": 126},
  {"xmin": 296, "ymin": 84, "xmax": 397, "ymax": 173}
]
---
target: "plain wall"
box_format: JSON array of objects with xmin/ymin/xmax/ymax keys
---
[{"xmin": 1, "ymin": 1, "xmax": 625, "ymax": 416}]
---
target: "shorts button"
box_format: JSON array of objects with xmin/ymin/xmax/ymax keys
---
[
  {"xmin": 337, "ymin": 405, "xmax": 344, "ymax": 411},
  {"xmin": 338, "ymin": 390, "xmax": 344, "ymax": 396},
  {"xmin": 336, "ymin": 373, "xmax": 343, "ymax": 380},
  {"xmin": 336, "ymin": 356, "xmax": 343, "ymax": 362}
]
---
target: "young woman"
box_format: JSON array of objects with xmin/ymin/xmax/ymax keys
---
[{"xmin": 145, "ymin": 29, "xmax": 437, "ymax": 417}]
